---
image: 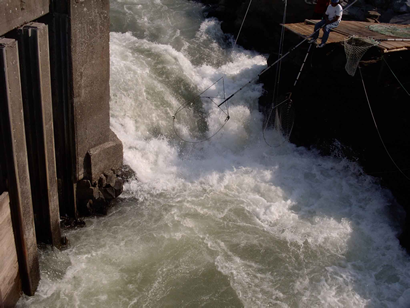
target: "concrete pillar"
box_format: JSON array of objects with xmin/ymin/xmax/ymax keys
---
[
  {"xmin": 17, "ymin": 23, "xmax": 61, "ymax": 248},
  {"xmin": 0, "ymin": 192, "xmax": 22, "ymax": 307},
  {"xmin": 69, "ymin": 0, "xmax": 122, "ymax": 181},
  {"xmin": 0, "ymin": 38, "xmax": 40, "ymax": 296},
  {"xmin": 51, "ymin": 0, "xmax": 123, "ymax": 217}
]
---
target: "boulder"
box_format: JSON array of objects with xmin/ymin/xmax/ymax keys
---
[
  {"xmin": 379, "ymin": 8, "xmax": 396, "ymax": 22},
  {"xmin": 98, "ymin": 174, "xmax": 107, "ymax": 187},
  {"xmin": 104, "ymin": 170, "xmax": 117, "ymax": 187},
  {"xmin": 116, "ymin": 164, "xmax": 136, "ymax": 181},
  {"xmin": 343, "ymin": 6, "xmax": 367, "ymax": 20},
  {"xmin": 390, "ymin": 12, "xmax": 410, "ymax": 23},
  {"xmin": 76, "ymin": 171, "xmax": 124, "ymax": 216},
  {"xmin": 392, "ymin": 0, "xmax": 410, "ymax": 13}
]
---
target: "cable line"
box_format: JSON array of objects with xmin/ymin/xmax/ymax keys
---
[
  {"xmin": 358, "ymin": 66, "xmax": 410, "ymax": 181},
  {"xmin": 262, "ymin": 0, "xmax": 289, "ymax": 147},
  {"xmin": 272, "ymin": 0, "xmax": 288, "ymax": 106},
  {"xmin": 382, "ymin": 56, "xmax": 410, "ymax": 97},
  {"xmin": 234, "ymin": 0, "xmax": 254, "ymax": 47}
]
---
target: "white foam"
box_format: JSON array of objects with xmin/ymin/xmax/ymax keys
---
[{"xmin": 17, "ymin": 0, "xmax": 410, "ymax": 307}]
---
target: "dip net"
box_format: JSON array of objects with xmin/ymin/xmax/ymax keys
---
[{"xmin": 344, "ymin": 36, "xmax": 379, "ymax": 76}]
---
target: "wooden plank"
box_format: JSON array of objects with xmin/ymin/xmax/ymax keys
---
[
  {"xmin": 285, "ymin": 24, "xmax": 312, "ymax": 37},
  {"xmin": 0, "ymin": 38, "xmax": 40, "ymax": 297},
  {"xmin": 380, "ymin": 41, "xmax": 401, "ymax": 49},
  {"xmin": 288, "ymin": 24, "xmax": 305, "ymax": 33},
  {"xmin": 284, "ymin": 25, "xmax": 306, "ymax": 37},
  {"xmin": 383, "ymin": 46, "xmax": 409, "ymax": 53},
  {"xmin": 284, "ymin": 23, "xmax": 347, "ymax": 44},
  {"xmin": 0, "ymin": 192, "xmax": 22, "ymax": 307}
]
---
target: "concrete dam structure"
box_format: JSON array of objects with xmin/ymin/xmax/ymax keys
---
[{"xmin": 0, "ymin": 0, "xmax": 123, "ymax": 305}]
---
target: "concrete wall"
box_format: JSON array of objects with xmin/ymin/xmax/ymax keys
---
[
  {"xmin": 0, "ymin": 192, "xmax": 21, "ymax": 307},
  {"xmin": 0, "ymin": 0, "xmax": 124, "ymax": 301},
  {"xmin": 0, "ymin": 0, "xmax": 49, "ymax": 36}
]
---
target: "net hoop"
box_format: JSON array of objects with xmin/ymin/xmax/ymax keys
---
[
  {"xmin": 172, "ymin": 97, "xmax": 230, "ymax": 144},
  {"xmin": 344, "ymin": 36, "xmax": 379, "ymax": 76},
  {"xmin": 172, "ymin": 77, "xmax": 231, "ymax": 144}
]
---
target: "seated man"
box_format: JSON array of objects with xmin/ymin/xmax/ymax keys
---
[{"xmin": 309, "ymin": 0, "xmax": 343, "ymax": 48}]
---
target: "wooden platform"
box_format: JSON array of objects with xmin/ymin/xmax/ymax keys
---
[
  {"xmin": 284, "ymin": 20, "xmax": 410, "ymax": 53},
  {"xmin": 0, "ymin": 192, "xmax": 21, "ymax": 307}
]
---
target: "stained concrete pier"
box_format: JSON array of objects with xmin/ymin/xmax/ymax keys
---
[{"xmin": 0, "ymin": 0, "xmax": 124, "ymax": 305}]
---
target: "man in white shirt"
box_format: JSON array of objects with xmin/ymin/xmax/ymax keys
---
[{"xmin": 309, "ymin": 0, "xmax": 343, "ymax": 48}]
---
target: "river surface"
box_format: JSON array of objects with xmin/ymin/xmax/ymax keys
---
[{"xmin": 17, "ymin": 0, "xmax": 410, "ymax": 307}]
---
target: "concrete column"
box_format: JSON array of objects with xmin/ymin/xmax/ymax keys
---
[
  {"xmin": 69, "ymin": 0, "xmax": 115, "ymax": 181},
  {"xmin": 0, "ymin": 38, "xmax": 40, "ymax": 296},
  {"xmin": 17, "ymin": 23, "xmax": 61, "ymax": 248},
  {"xmin": 48, "ymin": 0, "xmax": 123, "ymax": 218},
  {"xmin": 0, "ymin": 192, "xmax": 22, "ymax": 307}
]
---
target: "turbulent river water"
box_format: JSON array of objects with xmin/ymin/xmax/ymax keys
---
[{"xmin": 17, "ymin": 0, "xmax": 410, "ymax": 307}]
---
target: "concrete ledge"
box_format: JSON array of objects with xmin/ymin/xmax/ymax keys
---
[
  {"xmin": 87, "ymin": 130, "xmax": 123, "ymax": 183},
  {"xmin": 0, "ymin": 0, "xmax": 49, "ymax": 36},
  {"xmin": 0, "ymin": 192, "xmax": 22, "ymax": 307}
]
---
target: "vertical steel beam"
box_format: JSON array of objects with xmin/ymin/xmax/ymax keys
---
[{"xmin": 0, "ymin": 38, "xmax": 40, "ymax": 296}]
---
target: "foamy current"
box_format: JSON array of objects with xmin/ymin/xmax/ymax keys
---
[{"xmin": 18, "ymin": 0, "xmax": 410, "ymax": 307}]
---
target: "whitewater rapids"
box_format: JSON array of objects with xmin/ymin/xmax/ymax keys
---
[{"xmin": 18, "ymin": 0, "xmax": 410, "ymax": 307}]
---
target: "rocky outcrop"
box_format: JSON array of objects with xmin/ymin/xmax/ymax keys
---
[{"xmin": 76, "ymin": 165, "xmax": 135, "ymax": 216}]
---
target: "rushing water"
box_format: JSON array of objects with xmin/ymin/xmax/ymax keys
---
[{"xmin": 18, "ymin": 0, "xmax": 410, "ymax": 307}]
